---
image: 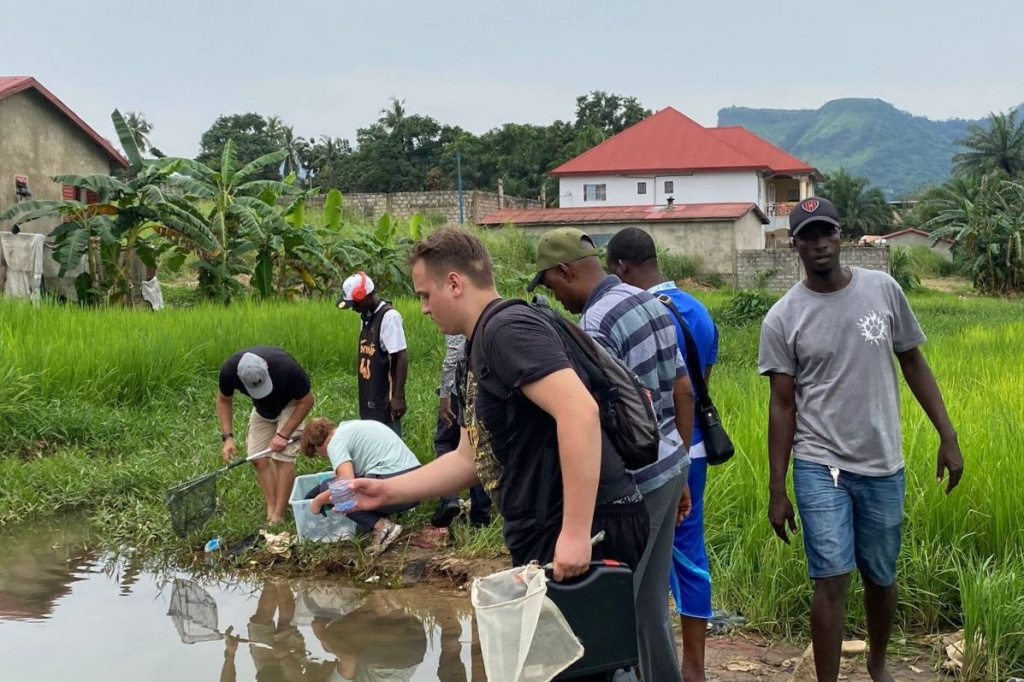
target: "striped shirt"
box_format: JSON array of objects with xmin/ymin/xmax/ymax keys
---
[
  {"xmin": 581, "ymin": 275, "xmax": 690, "ymax": 494},
  {"xmin": 438, "ymin": 334, "xmax": 466, "ymax": 397}
]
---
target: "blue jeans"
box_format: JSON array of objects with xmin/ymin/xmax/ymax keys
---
[{"xmin": 793, "ymin": 459, "xmax": 905, "ymax": 586}]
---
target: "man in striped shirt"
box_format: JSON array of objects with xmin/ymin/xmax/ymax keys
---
[{"xmin": 529, "ymin": 227, "xmax": 694, "ymax": 682}]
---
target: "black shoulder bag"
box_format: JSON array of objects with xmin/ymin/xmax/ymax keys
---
[{"xmin": 656, "ymin": 295, "xmax": 735, "ymax": 466}]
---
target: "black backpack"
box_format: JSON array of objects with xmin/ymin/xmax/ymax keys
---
[{"xmin": 468, "ymin": 296, "xmax": 661, "ymax": 471}]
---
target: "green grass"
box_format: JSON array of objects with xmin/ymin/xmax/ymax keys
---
[{"xmin": 2, "ymin": 290, "xmax": 1023, "ymax": 677}]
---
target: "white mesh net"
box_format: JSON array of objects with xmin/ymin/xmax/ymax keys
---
[{"xmin": 471, "ymin": 564, "xmax": 583, "ymax": 682}]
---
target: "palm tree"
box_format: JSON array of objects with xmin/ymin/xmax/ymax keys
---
[
  {"xmin": 123, "ymin": 111, "xmax": 153, "ymax": 154},
  {"xmin": 310, "ymin": 136, "xmax": 350, "ymax": 190},
  {"xmin": 169, "ymin": 142, "xmax": 294, "ymax": 302},
  {"xmin": 379, "ymin": 97, "xmax": 406, "ymax": 131},
  {"xmin": 952, "ymin": 109, "xmax": 1024, "ymax": 178},
  {"xmin": 927, "ymin": 173, "xmax": 1024, "ymax": 293},
  {"xmin": 280, "ymin": 126, "xmax": 305, "ymax": 180},
  {"xmin": 265, "ymin": 115, "xmax": 285, "ymax": 144},
  {"xmin": 816, "ymin": 168, "xmax": 893, "ymax": 239}
]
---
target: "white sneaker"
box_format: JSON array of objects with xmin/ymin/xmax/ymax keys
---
[{"xmin": 367, "ymin": 521, "xmax": 402, "ymax": 557}]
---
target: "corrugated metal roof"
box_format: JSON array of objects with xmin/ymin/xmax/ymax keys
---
[
  {"xmin": 0, "ymin": 76, "xmax": 129, "ymax": 167},
  {"xmin": 480, "ymin": 202, "xmax": 768, "ymax": 226}
]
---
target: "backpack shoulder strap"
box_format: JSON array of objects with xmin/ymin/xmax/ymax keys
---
[
  {"xmin": 465, "ymin": 299, "xmax": 562, "ymax": 531},
  {"xmin": 468, "ymin": 298, "xmax": 529, "ymax": 400},
  {"xmin": 656, "ymin": 294, "xmax": 712, "ymax": 408}
]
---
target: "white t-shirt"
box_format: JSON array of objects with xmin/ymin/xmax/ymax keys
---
[{"xmin": 373, "ymin": 303, "xmax": 407, "ymax": 353}]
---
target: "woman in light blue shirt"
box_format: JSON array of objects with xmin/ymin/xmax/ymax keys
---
[{"xmin": 300, "ymin": 418, "xmax": 420, "ymax": 555}]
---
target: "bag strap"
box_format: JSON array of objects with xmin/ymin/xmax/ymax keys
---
[
  {"xmin": 656, "ymin": 294, "xmax": 713, "ymax": 411},
  {"xmin": 468, "ymin": 297, "xmax": 574, "ymax": 532},
  {"xmin": 468, "ymin": 298, "xmax": 526, "ymax": 401}
]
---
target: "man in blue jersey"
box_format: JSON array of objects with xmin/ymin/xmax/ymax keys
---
[{"xmin": 607, "ymin": 227, "xmax": 719, "ymax": 682}]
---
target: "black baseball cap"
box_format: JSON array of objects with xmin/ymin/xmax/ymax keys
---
[{"xmin": 789, "ymin": 197, "xmax": 841, "ymax": 237}]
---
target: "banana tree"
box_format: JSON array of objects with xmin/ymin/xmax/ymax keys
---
[
  {"xmin": 324, "ymin": 211, "xmax": 424, "ymax": 296},
  {"xmin": 274, "ymin": 188, "xmax": 344, "ymax": 297},
  {"xmin": 167, "ymin": 141, "xmax": 297, "ymax": 302},
  {"xmin": 0, "ymin": 111, "xmax": 216, "ymax": 304}
]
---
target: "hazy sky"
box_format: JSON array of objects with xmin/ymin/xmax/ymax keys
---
[{"xmin": 2, "ymin": 0, "xmax": 1021, "ymax": 157}]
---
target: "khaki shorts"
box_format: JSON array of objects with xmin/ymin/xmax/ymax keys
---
[{"xmin": 247, "ymin": 400, "xmax": 304, "ymax": 463}]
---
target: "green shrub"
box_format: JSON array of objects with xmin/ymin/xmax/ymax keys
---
[
  {"xmin": 890, "ymin": 246, "xmax": 922, "ymax": 291},
  {"xmin": 903, "ymin": 245, "xmax": 948, "ymax": 278},
  {"xmin": 656, "ymin": 247, "xmax": 702, "ymax": 283},
  {"xmin": 717, "ymin": 289, "xmax": 780, "ymax": 326}
]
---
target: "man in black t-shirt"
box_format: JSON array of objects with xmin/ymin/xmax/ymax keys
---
[
  {"xmin": 217, "ymin": 346, "xmax": 315, "ymax": 524},
  {"xmin": 349, "ymin": 228, "xmax": 649, "ymax": 583}
]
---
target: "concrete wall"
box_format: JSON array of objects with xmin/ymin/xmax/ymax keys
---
[
  {"xmin": 558, "ymin": 170, "xmax": 759, "ymax": 207},
  {"xmin": 312, "ymin": 189, "xmax": 541, "ymax": 225},
  {"xmin": 0, "ymin": 89, "xmax": 112, "ymax": 234},
  {"xmin": 735, "ymin": 246, "xmax": 891, "ymax": 291},
  {"xmin": 0, "ymin": 89, "xmax": 114, "ymax": 298},
  {"xmin": 733, "ymin": 211, "xmax": 766, "ymax": 251},
  {"xmin": 517, "ymin": 218, "xmax": 756, "ymax": 276}
]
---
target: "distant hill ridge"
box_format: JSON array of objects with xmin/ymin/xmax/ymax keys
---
[{"xmin": 717, "ymin": 98, "xmax": 1021, "ymax": 198}]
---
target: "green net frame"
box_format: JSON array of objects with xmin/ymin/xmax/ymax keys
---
[{"xmin": 166, "ymin": 472, "xmax": 218, "ymax": 538}]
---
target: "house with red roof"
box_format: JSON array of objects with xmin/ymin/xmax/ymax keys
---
[
  {"xmin": 0, "ymin": 76, "xmax": 128, "ymax": 232},
  {"xmin": 481, "ymin": 107, "xmax": 821, "ymax": 275},
  {"xmin": 0, "ymin": 76, "xmax": 128, "ymax": 298}
]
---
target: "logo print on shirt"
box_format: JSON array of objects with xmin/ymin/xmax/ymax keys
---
[{"xmin": 857, "ymin": 310, "xmax": 888, "ymax": 345}]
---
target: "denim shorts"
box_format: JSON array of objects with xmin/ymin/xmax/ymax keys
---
[{"xmin": 792, "ymin": 459, "xmax": 905, "ymax": 586}]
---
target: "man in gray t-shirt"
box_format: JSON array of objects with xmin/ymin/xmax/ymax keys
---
[{"xmin": 757, "ymin": 197, "xmax": 963, "ymax": 682}]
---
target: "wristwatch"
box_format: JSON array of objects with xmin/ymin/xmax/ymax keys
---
[{"xmin": 221, "ymin": 432, "xmax": 234, "ymax": 442}]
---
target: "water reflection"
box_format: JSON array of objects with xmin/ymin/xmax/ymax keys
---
[
  {"xmin": 0, "ymin": 516, "xmax": 487, "ymax": 675},
  {"xmin": 0, "ymin": 519, "xmax": 95, "ymax": 621},
  {"xmin": 0, "ymin": 519, "xmax": 485, "ymax": 680},
  {"xmin": 217, "ymin": 581, "xmax": 484, "ymax": 681}
]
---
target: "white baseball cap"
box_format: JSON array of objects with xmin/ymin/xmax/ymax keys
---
[
  {"xmin": 336, "ymin": 271, "xmax": 375, "ymax": 309},
  {"xmin": 237, "ymin": 352, "xmax": 273, "ymax": 399}
]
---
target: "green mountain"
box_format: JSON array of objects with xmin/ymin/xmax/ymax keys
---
[{"xmin": 717, "ymin": 98, "xmax": 990, "ymax": 198}]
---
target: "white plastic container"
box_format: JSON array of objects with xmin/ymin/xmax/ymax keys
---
[{"xmin": 289, "ymin": 472, "xmax": 357, "ymax": 543}]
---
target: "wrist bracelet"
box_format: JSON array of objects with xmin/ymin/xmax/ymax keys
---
[
  {"xmin": 276, "ymin": 431, "xmax": 288, "ymax": 440},
  {"xmin": 221, "ymin": 432, "xmax": 233, "ymax": 442}
]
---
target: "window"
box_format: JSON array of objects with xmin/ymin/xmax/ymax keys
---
[
  {"xmin": 664, "ymin": 180, "xmax": 674, "ymax": 194},
  {"xmin": 786, "ymin": 189, "xmax": 800, "ymax": 202},
  {"xmin": 583, "ymin": 184, "xmax": 606, "ymax": 202},
  {"xmin": 636, "ymin": 181, "xmax": 647, "ymax": 195}
]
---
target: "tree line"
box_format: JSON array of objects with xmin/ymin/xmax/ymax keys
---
[{"xmin": 127, "ymin": 92, "xmax": 651, "ymax": 204}]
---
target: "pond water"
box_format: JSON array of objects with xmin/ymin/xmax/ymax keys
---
[{"xmin": 0, "ymin": 520, "xmax": 485, "ymax": 680}]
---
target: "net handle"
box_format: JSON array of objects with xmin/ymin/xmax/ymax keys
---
[{"xmin": 221, "ymin": 437, "xmax": 298, "ymax": 473}]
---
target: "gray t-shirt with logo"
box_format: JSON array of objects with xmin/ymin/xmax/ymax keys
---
[{"xmin": 758, "ymin": 267, "xmax": 926, "ymax": 476}]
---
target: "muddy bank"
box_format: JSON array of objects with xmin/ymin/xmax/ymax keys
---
[{"xmin": 176, "ymin": 524, "xmax": 511, "ymax": 589}]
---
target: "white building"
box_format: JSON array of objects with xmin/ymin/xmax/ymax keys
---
[{"xmin": 481, "ymin": 107, "xmax": 822, "ymax": 270}]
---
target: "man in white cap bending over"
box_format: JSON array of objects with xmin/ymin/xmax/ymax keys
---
[
  {"xmin": 337, "ymin": 271, "xmax": 409, "ymax": 437},
  {"xmin": 217, "ymin": 346, "xmax": 315, "ymax": 524}
]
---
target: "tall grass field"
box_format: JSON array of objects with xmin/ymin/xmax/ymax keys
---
[{"xmin": 1, "ymin": 290, "xmax": 1022, "ymax": 677}]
